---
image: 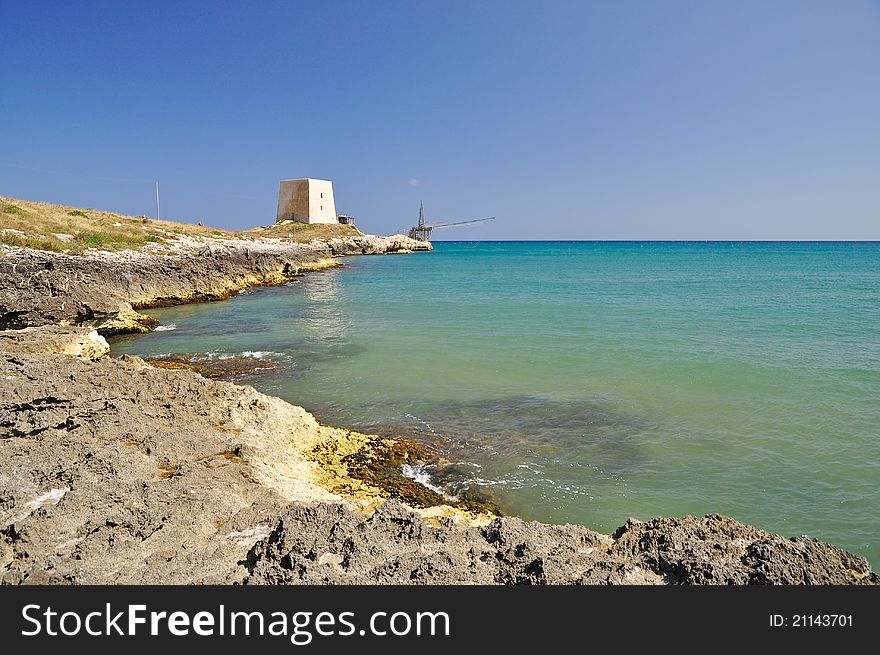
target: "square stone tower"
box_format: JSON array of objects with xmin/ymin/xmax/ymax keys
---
[{"xmin": 275, "ymin": 178, "xmax": 337, "ymax": 224}]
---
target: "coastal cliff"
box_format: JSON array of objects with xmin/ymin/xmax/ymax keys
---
[
  {"xmin": 0, "ymin": 234, "xmax": 429, "ymax": 335},
  {"xmin": 0, "ymin": 197, "xmax": 876, "ymax": 585}
]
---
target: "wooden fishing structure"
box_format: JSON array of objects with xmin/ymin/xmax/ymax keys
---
[{"xmin": 407, "ymin": 202, "xmax": 495, "ymax": 241}]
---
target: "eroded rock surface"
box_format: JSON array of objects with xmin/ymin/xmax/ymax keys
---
[
  {"xmin": 0, "ymin": 325, "xmax": 109, "ymax": 360},
  {"xmin": 0, "ymin": 349, "xmax": 339, "ymax": 584},
  {"xmin": 244, "ymin": 502, "xmax": 878, "ymax": 585}
]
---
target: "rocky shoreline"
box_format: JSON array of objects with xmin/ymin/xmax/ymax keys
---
[
  {"xmin": 0, "ymin": 230, "xmax": 877, "ymax": 585},
  {"xmin": 0, "ymin": 232, "xmax": 430, "ymax": 334}
]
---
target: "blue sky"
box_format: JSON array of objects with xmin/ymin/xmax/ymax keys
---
[{"xmin": 2, "ymin": 0, "xmax": 879, "ymax": 239}]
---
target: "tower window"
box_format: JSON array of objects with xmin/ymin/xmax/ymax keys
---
[{"xmin": 320, "ymin": 192, "xmax": 323, "ymax": 198}]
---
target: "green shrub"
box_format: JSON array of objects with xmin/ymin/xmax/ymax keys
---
[
  {"xmin": 67, "ymin": 210, "xmax": 89, "ymax": 217},
  {"xmin": 3, "ymin": 205, "xmax": 24, "ymax": 214},
  {"xmin": 77, "ymin": 231, "xmax": 114, "ymax": 246},
  {"xmin": 75, "ymin": 230, "xmax": 156, "ymax": 250}
]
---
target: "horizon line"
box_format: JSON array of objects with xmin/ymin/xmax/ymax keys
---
[{"xmin": 428, "ymin": 239, "xmax": 880, "ymax": 243}]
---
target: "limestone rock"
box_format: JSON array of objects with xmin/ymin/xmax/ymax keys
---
[
  {"xmin": 0, "ymin": 325, "xmax": 109, "ymax": 360},
  {"xmin": 0, "ymin": 351, "xmax": 337, "ymax": 584}
]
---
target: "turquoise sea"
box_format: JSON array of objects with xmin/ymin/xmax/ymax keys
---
[{"xmin": 112, "ymin": 241, "xmax": 880, "ymax": 566}]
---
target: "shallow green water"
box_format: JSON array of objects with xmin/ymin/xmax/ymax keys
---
[{"xmin": 112, "ymin": 241, "xmax": 880, "ymax": 565}]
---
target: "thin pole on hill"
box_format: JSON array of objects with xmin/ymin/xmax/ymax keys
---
[{"xmin": 155, "ymin": 181, "xmax": 160, "ymax": 221}]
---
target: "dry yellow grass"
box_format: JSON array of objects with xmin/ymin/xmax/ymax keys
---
[
  {"xmin": 0, "ymin": 196, "xmax": 363, "ymax": 253},
  {"xmin": 250, "ymin": 221, "xmax": 363, "ymax": 242},
  {"xmin": 0, "ymin": 196, "xmax": 238, "ymax": 254}
]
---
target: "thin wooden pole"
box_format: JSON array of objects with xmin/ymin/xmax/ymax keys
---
[{"xmin": 155, "ymin": 181, "xmax": 160, "ymax": 221}]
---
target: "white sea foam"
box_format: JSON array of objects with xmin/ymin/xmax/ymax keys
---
[
  {"xmin": 203, "ymin": 351, "xmax": 234, "ymax": 360},
  {"xmin": 154, "ymin": 324, "xmax": 177, "ymax": 332},
  {"xmin": 402, "ymin": 464, "xmax": 456, "ymax": 499},
  {"xmin": 197, "ymin": 350, "xmax": 281, "ymax": 361}
]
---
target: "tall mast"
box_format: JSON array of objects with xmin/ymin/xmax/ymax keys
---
[{"xmin": 419, "ymin": 201, "xmax": 425, "ymax": 228}]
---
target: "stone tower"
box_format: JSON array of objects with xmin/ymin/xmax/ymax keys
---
[{"xmin": 275, "ymin": 178, "xmax": 337, "ymax": 224}]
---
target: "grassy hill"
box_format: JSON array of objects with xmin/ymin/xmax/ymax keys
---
[{"xmin": 0, "ymin": 196, "xmax": 363, "ymax": 254}]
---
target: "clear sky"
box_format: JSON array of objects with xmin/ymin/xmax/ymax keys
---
[{"xmin": 2, "ymin": 0, "xmax": 879, "ymax": 239}]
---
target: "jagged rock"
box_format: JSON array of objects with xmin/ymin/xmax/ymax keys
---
[
  {"xmin": 609, "ymin": 514, "xmax": 878, "ymax": 584},
  {"xmin": 245, "ymin": 502, "xmax": 877, "ymax": 586},
  {"xmin": 244, "ymin": 501, "xmax": 615, "ymax": 585}
]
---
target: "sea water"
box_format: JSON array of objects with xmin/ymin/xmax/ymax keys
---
[{"xmin": 111, "ymin": 241, "xmax": 880, "ymax": 565}]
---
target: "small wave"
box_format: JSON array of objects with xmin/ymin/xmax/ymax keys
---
[
  {"xmin": 199, "ymin": 350, "xmax": 284, "ymax": 361},
  {"xmin": 402, "ymin": 464, "xmax": 457, "ymax": 500},
  {"xmin": 153, "ymin": 324, "xmax": 177, "ymax": 332},
  {"xmin": 403, "ymin": 412, "xmax": 439, "ymax": 436},
  {"xmin": 203, "ymin": 351, "xmax": 234, "ymax": 360},
  {"xmin": 241, "ymin": 351, "xmax": 279, "ymax": 359}
]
